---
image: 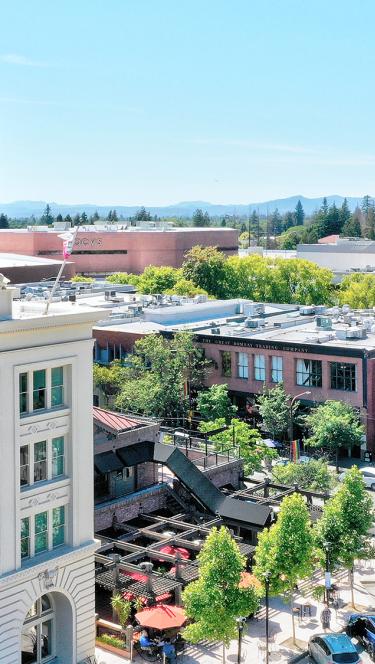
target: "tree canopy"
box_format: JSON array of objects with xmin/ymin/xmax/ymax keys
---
[
  {"xmin": 272, "ymin": 460, "xmax": 337, "ymax": 492},
  {"xmin": 257, "ymin": 383, "xmax": 296, "ymax": 442},
  {"xmin": 182, "ymin": 246, "xmax": 228, "ymax": 298},
  {"xmin": 339, "ymin": 273, "xmax": 375, "ymax": 308},
  {"xmin": 196, "ymin": 384, "xmax": 237, "ymax": 423},
  {"xmin": 183, "ymin": 527, "xmax": 260, "ymax": 648},
  {"xmin": 305, "ymin": 401, "xmax": 364, "ymax": 469}
]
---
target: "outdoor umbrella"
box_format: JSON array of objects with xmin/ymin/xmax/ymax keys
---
[
  {"xmin": 158, "ymin": 545, "xmax": 190, "ymax": 560},
  {"xmin": 135, "ymin": 604, "xmax": 187, "ymax": 630}
]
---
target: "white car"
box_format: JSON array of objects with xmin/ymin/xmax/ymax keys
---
[{"xmin": 339, "ymin": 467, "xmax": 375, "ymax": 491}]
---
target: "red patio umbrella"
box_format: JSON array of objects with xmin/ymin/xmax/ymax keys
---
[
  {"xmin": 123, "ymin": 570, "xmax": 148, "ymax": 583},
  {"xmin": 158, "ymin": 545, "xmax": 190, "ymax": 560},
  {"xmin": 135, "ymin": 604, "xmax": 187, "ymax": 630}
]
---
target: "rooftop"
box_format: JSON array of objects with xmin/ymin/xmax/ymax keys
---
[
  {"xmin": 0, "ymin": 224, "xmax": 236, "ymax": 234},
  {"xmin": 93, "ymin": 406, "xmax": 148, "ymax": 434}
]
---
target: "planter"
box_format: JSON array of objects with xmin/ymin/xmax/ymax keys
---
[{"xmin": 95, "ymin": 639, "xmax": 131, "ymax": 659}]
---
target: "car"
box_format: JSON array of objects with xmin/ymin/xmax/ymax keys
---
[
  {"xmin": 339, "ymin": 467, "xmax": 375, "ymax": 491},
  {"xmin": 346, "ymin": 614, "xmax": 375, "ymax": 660},
  {"xmin": 308, "ymin": 633, "xmax": 361, "ymax": 664}
]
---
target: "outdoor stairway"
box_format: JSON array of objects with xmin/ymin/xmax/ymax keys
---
[{"xmin": 165, "ymin": 485, "xmax": 190, "ymax": 514}]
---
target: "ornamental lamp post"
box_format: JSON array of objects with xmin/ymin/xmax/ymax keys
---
[
  {"xmin": 236, "ymin": 616, "xmax": 246, "ymax": 664},
  {"xmin": 323, "ymin": 541, "xmax": 332, "ymax": 606},
  {"xmin": 289, "ymin": 391, "xmax": 311, "ymax": 460}
]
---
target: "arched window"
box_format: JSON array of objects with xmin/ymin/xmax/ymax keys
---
[{"xmin": 21, "ymin": 594, "xmax": 54, "ymax": 663}]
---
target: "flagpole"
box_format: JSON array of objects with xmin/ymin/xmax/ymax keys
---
[{"xmin": 44, "ymin": 226, "xmax": 79, "ymax": 315}]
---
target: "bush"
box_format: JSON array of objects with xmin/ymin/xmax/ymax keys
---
[{"xmin": 96, "ymin": 633, "xmax": 126, "ymax": 649}]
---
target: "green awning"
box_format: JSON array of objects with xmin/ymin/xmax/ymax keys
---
[{"xmin": 95, "ymin": 451, "xmax": 124, "ymax": 474}]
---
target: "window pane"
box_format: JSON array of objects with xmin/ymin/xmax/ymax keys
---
[
  {"xmin": 35, "ymin": 512, "xmax": 48, "ymax": 554},
  {"xmin": 20, "ymin": 446, "xmax": 29, "ymax": 486},
  {"xmin": 52, "ymin": 506, "xmax": 65, "ymax": 548},
  {"xmin": 296, "ymin": 359, "xmax": 322, "ymax": 387},
  {"xmin": 51, "ymin": 367, "xmax": 63, "ymax": 387},
  {"xmin": 221, "ymin": 351, "xmax": 232, "ymax": 377},
  {"xmin": 41, "ymin": 595, "xmax": 51, "ymax": 613},
  {"xmin": 330, "ymin": 362, "xmax": 356, "ymax": 391},
  {"xmin": 19, "ymin": 373, "xmax": 28, "ymax": 414},
  {"xmin": 33, "ymin": 370, "xmax": 46, "ymax": 390},
  {"xmin": 254, "ymin": 355, "xmax": 266, "ymax": 381},
  {"xmin": 52, "ymin": 437, "xmax": 64, "ymax": 477},
  {"xmin": 237, "ymin": 352, "xmax": 248, "ymax": 379},
  {"xmin": 21, "ymin": 624, "xmax": 38, "ymax": 663},
  {"xmin": 21, "ymin": 517, "xmax": 30, "ymax": 559},
  {"xmin": 34, "ymin": 441, "xmax": 47, "ymax": 483},
  {"xmin": 271, "ymin": 356, "xmax": 283, "ymax": 383},
  {"xmin": 41, "ymin": 619, "xmax": 52, "ymax": 658},
  {"xmin": 51, "ymin": 367, "xmax": 64, "ymax": 407}
]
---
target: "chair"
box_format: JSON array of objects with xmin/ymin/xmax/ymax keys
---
[{"xmin": 302, "ymin": 602, "xmax": 312, "ymax": 618}]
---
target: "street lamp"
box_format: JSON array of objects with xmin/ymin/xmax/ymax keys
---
[
  {"xmin": 236, "ymin": 616, "xmax": 246, "ymax": 664},
  {"xmin": 263, "ymin": 571, "xmax": 271, "ymax": 664},
  {"xmin": 289, "ymin": 391, "xmax": 311, "ymax": 460},
  {"xmin": 323, "ymin": 541, "xmax": 332, "ymax": 606}
]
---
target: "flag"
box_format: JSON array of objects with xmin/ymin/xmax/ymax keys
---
[
  {"xmin": 58, "ymin": 232, "xmax": 75, "ymax": 259},
  {"xmin": 291, "ymin": 440, "xmax": 300, "ymax": 462}
]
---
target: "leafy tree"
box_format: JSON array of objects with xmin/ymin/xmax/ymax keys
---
[
  {"xmin": 183, "ymin": 527, "xmax": 261, "ymax": 662},
  {"xmin": 196, "ymin": 384, "xmax": 237, "ymax": 422},
  {"xmin": 257, "ymin": 383, "xmax": 297, "ymax": 442},
  {"xmin": 0, "ymin": 213, "xmax": 9, "ymax": 229},
  {"xmin": 115, "ymin": 332, "xmax": 207, "ymax": 420},
  {"xmin": 254, "ymin": 493, "xmax": 313, "ymax": 643},
  {"xmin": 272, "ymin": 460, "xmax": 337, "ymax": 492},
  {"xmin": 164, "ymin": 278, "xmax": 208, "ymax": 297},
  {"xmin": 182, "ymin": 246, "xmax": 227, "ymax": 298},
  {"xmin": 198, "ymin": 417, "xmax": 276, "ymax": 475},
  {"xmin": 93, "ymin": 362, "xmax": 127, "ymax": 405},
  {"xmin": 137, "ymin": 265, "xmax": 181, "ymax": 294},
  {"xmin": 40, "ymin": 204, "xmax": 54, "ymax": 226},
  {"xmin": 192, "ymin": 208, "xmax": 210, "ymax": 227},
  {"xmin": 70, "ymin": 275, "xmax": 94, "ymax": 283},
  {"xmin": 110, "ymin": 594, "xmax": 131, "ymax": 627},
  {"xmin": 278, "ymin": 225, "xmax": 306, "ymax": 249},
  {"xmin": 305, "ymin": 401, "xmax": 364, "ymax": 471},
  {"xmin": 294, "ymin": 200, "xmax": 305, "ymax": 226},
  {"xmin": 314, "ymin": 466, "xmax": 374, "ymax": 606},
  {"xmin": 238, "ymin": 231, "xmax": 250, "ymax": 248},
  {"xmin": 339, "ymin": 272, "xmax": 375, "ymax": 308},
  {"xmin": 106, "ymin": 272, "xmax": 140, "ymax": 287}
]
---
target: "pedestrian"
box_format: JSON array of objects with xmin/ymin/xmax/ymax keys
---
[
  {"xmin": 320, "ymin": 606, "xmax": 332, "ymax": 632},
  {"xmin": 160, "ymin": 637, "xmax": 177, "ymax": 664}
]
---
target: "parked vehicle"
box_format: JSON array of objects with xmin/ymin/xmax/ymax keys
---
[
  {"xmin": 339, "ymin": 467, "xmax": 375, "ymax": 491},
  {"xmin": 308, "ymin": 633, "xmax": 361, "ymax": 664},
  {"xmin": 346, "ymin": 614, "xmax": 375, "ymax": 660}
]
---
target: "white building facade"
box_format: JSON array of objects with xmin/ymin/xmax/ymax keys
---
[{"xmin": 0, "ymin": 287, "xmax": 104, "ymax": 663}]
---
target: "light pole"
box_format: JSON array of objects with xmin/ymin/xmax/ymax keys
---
[
  {"xmin": 289, "ymin": 391, "xmax": 311, "ymax": 460},
  {"xmin": 236, "ymin": 616, "xmax": 246, "ymax": 664},
  {"xmin": 263, "ymin": 571, "xmax": 271, "ymax": 664},
  {"xmin": 323, "ymin": 541, "xmax": 331, "ymax": 606}
]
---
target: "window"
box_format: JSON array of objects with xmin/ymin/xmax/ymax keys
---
[
  {"xmin": 254, "ymin": 355, "xmax": 266, "ymax": 381},
  {"xmin": 34, "ymin": 512, "xmax": 48, "ymax": 554},
  {"xmin": 19, "ymin": 366, "xmax": 66, "ymax": 416},
  {"xmin": 20, "ymin": 437, "xmax": 66, "ymax": 488},
  {"xmin": 20, "ymin": 446, "xmax": 29, "ymax": 486},
  {"xmin": 271, "ymin": 356, "xmax": 283, "ymax": 383},
  {"xmin": 52, "ymin": 437, "xmax": 64, "ymax": 478},
  {"xmin": 21, "ymin": 517, "xmax": 30, "ymax": 559},
  {"xmin": 296, "ymin": 359, "xmax": 322, "ymax": 387},
  {"xmin": 52, "ymin": 506, "xmax": 65, "ymax": 548},
  {"xmin": 22, "ymin": 594, "xmax": 54, "ymax": 663},
  {"xmin": 330, "ymin": 362, "xmax": 357, "ymax": 392},
  {"xmin": 19, "ymin": 373, "xmax": 28, "ymax": 414},
  {"xmin": 221, "ymin": 351, "xmax": 232, "ymax": 377},
  {"xmin": 237, "ymin": 352, "xmax": 248, "ymax": 379},
  {"xmin": 51, "ymin": 367, "xmax": 64, "ymax": 407},
  {"xmin": 33, "ymin": 370, "xmax": 46, "ymax": 411},
  {"xmin": 34, "ymin": 441, "xmax": 47, "ymax": 483}
]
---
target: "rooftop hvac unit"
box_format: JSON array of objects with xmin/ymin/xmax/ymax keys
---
[
  {"xmin": 211, "ymin": 327, "xmax": 220, "ymax": 335},
  {"xmin": 316, "ymin": 316, "xmax": 333, "ymax": 330},
  {"xmin": 194, "ymin": 294, "xmax": 208, "ymax": 303},
  {"xmin": 345, "ymin": 328, "xmax": 367, "ymax": 339},
  {"xmin": 244, "ymin": 317, "xmax": 265, "ymax": 329},
  {"xmin": 300, "ymin": 306, "xmax": 315, "ymax": 315},
  {"xmin": 105, "ymin": 290, "xmax": 117, "ymax": 300},
  {"xmin": 342, "ymin": 304, "xmax": 351, "ymax": 314}
]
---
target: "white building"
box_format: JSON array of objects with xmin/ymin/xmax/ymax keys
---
[
  {"xmin": 0, "ymin": 285, "xmax": 105, "ymax": 663},
  {"xmin": 297, "ymin": 238, "xmax": 375, "ymax": 273}
]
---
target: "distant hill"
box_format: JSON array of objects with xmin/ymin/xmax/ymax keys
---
[{"xmin": 0, "ymin": 195, "xmax": 365, "ymax": 219}]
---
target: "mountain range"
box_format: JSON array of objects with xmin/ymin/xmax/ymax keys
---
[{"xmin": 0, "ymin": 195, "xmax": 366, "ymax": 219}]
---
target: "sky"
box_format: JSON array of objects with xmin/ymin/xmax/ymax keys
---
[{"xmin": 1, "ymin": 0, "xmax": 375, "ymax": 206}]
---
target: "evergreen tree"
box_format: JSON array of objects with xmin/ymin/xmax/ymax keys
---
[
  {"xmin": 73, "ymin": 213, "xmax": 81, "ymax": 226},
  {"xmin": 192, "ymin": 208, "xmax": 210, "ymax": 227},
  {"xmin": 339, "ymin": 198, "xmax": 351, "ymax": 230},
  {"xmin": 294, "ymin": 200, "xmax": 305, "ymax": 226},
  {"xmin": 112, "ymin": 209, "xmax": 118, "ymax": 222},
  {"xmin": 251, "ymin": 210, "xmax": 260, "ymax": 244},
  {"xmin": 342, "ymin": 207, "xmax": 362, "ymax": 237},
  {"xmin": 321, "ymin": 197, "xmax": 329, "ymax": 216},
  {"xmin": 80, "ymin": 211, "xmax": 88, "ymax": 225},
  {"xmin": 92, "ymin": 210, "xmax": 100, "ymax": 221},
  {"xmin": 64, "ymin": 214, "xmax": 72, "ymax": 225},
  {"xmin": 364, "ymin": 206, "xmax": 375, "ymax": 240},
  {"xmin": 0, "ymin": 213, "xmax": 9, "ymax": 229},
  {"xmin": 361, "ymin": 195, "xmax": 372, "ymax": 218},
  {"xmin": 107, "ymin": 210, "xmax": 113, "ymax": 221},
  {"xmin": 55, "ymin": 213, "xmax": 63, "ymax": 223},
  {"xmin": 283, "ymin": 211, "xmax": 295, "ymax": 231},
  {"xmin": 40, "ymin": 204, "xmax": 54, "ymax": 226},
  {"xmin": 133, "ymin": 207, "xmax": 151, "ymax": 222},
  {"xmin": 326, "ymin": 202, "xmax": 341, "ymax": 235},
  {"xmin": 220, "ymin": 217, "xmax": 227, "ymax": 227},
  {"xmin": 270, "ymin": 208, "xmax": 283, "ymax": 235}
]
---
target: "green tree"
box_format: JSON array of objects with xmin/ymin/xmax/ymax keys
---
[
  {"xmin": 270, "ymin": 208, "xmax": 283, "ymax": 236},
  {"xmin": 305, "ymin": 401, "xmax": 364, "ymax": 471},
  {"xmin": 364, "ymin": 205, "xmax": 375, "ymax": 240},
  {"xmin": 73, "ymin": 213, "xmax": 81, "ymax": 226},
  {"xmin": 133, "ymin": 206, "xmax": 151, "ymax": 221},
  {"xmin": 271, "ymin": 258, "xmax": 334, "ymax": 305},
  {"xmin": 55, "ymin": 213, "xmax": 63, "ymax": 224},
  {"xmin": 272, "ymin": 460, "xmax": 337, "ymax": 492},
  {"xmin": 277, "ymin": 225, "xmax": 306, "ymax": 249},
  {"xmin": 339, "ymin": 198, "xmax": 351, "ymax": 230},
  {"xmin": 339, "ymin": 272, "xmax": 375, "ymax": 308},
  {"xmin": 198, "ymin": 417, "xmax": 276, "ymax": 475},
  {"xmin": 314, "ymin": 466, "xmax": 374, "ymax": 606},
  {"xmin": 361, "ymin": 195, "xmax": 373, "ymax": 218},
  {"xmin": 93, "ymin": 362, "xmax": 127, "ymax": 405},
  {"xmin": 106, "ymin": 272, "xmax": 140, "ymax": 287},
  {"xmin": 137, "ymin": 265, "xmax": 181, "ymax": 294},
  {"xmin": 257, "ymin": 383, "xmax": 297, "ymax": 442},
  {"xmin": 254, "ymin": 493, "xmax": 313, "ymax": 643},
  {"xmin": 342, "ymin": 207, "xmax": 362, "ymax": 237},
  {"xmin": 64, "ymin": 214, "xmax": 72, "ymax": 225},
  {"xmin": 196, "ymin": 384, "xmax": 237, "ymax": 423},
  {"xmin": 192, "ymin": 208, "xmax": 210, "ymax": 227},
  {"xmin": 183, "ymin": 527, "xmax": 261, "ymax": 662},
  {"xmin": 294, "ymin": 200, "xmax": 305, "ymax": 226},
  {"xmin": 110, "ymin": 594, "xmax": 132, "ymax": 627},
  {"xmin": 283, "ymin": 211, "xmax": 295, "ymax": 231},
  {"xmin": 164, "ymin": 278, "xmax": 208, "ymax": 297},
  {"xmin": 80, "ymin": 211, "xmax": 88, "ymax": 225},
  {"xmin": 182, "ymin": 246, "xmax": 227, "ymax": 298},
  {"xmin": 40, "ymin": 204, "xmax": 54, "ymax": 226},
  {"xmin": 0, "ymin": 213, "xmax": 9, "ymax": 229}
]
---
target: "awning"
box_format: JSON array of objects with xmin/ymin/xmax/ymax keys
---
[{"xmin": 94, "ymin": 451, "xmax": 124, "ymax": 474}]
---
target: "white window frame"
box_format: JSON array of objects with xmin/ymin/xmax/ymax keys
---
[
  {"xmin": 254, "ymin": 354, "xmax": 266, "ymax": 381},
  {"xmin": 20, "ymin": 436, "xmax": 65, "ymax": 489},
  {"xmin": 21, "ymin": 506, "xmax": 66, "ymax": 561},
  {"xmin": 18, "ymin": 364, "xmax": 68, "ymax": 417},
  {"xmin": 271, "ymin": 356, "xmax": 283, "ymax": 383},
  {"xmin": 22, "ymin": 594, "xmax": 55, "ymax": 663},
  {"xmin": 237, "ymin": 352, "xmax": 249, "ymax": 379}
]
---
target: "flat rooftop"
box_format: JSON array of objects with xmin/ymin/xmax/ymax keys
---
[{"xmin": 0, "ymin": 225, "xmax": 236, "ymax": 234}]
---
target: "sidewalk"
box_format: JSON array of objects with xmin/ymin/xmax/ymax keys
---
[{"xmin": 95, "ymin": 561, "xmax": 375, "ymax": 664}]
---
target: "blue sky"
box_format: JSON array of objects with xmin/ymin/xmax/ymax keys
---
[{"xmin": 1, "ymin": 0, "xmax": 375, "ymax": 206}]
